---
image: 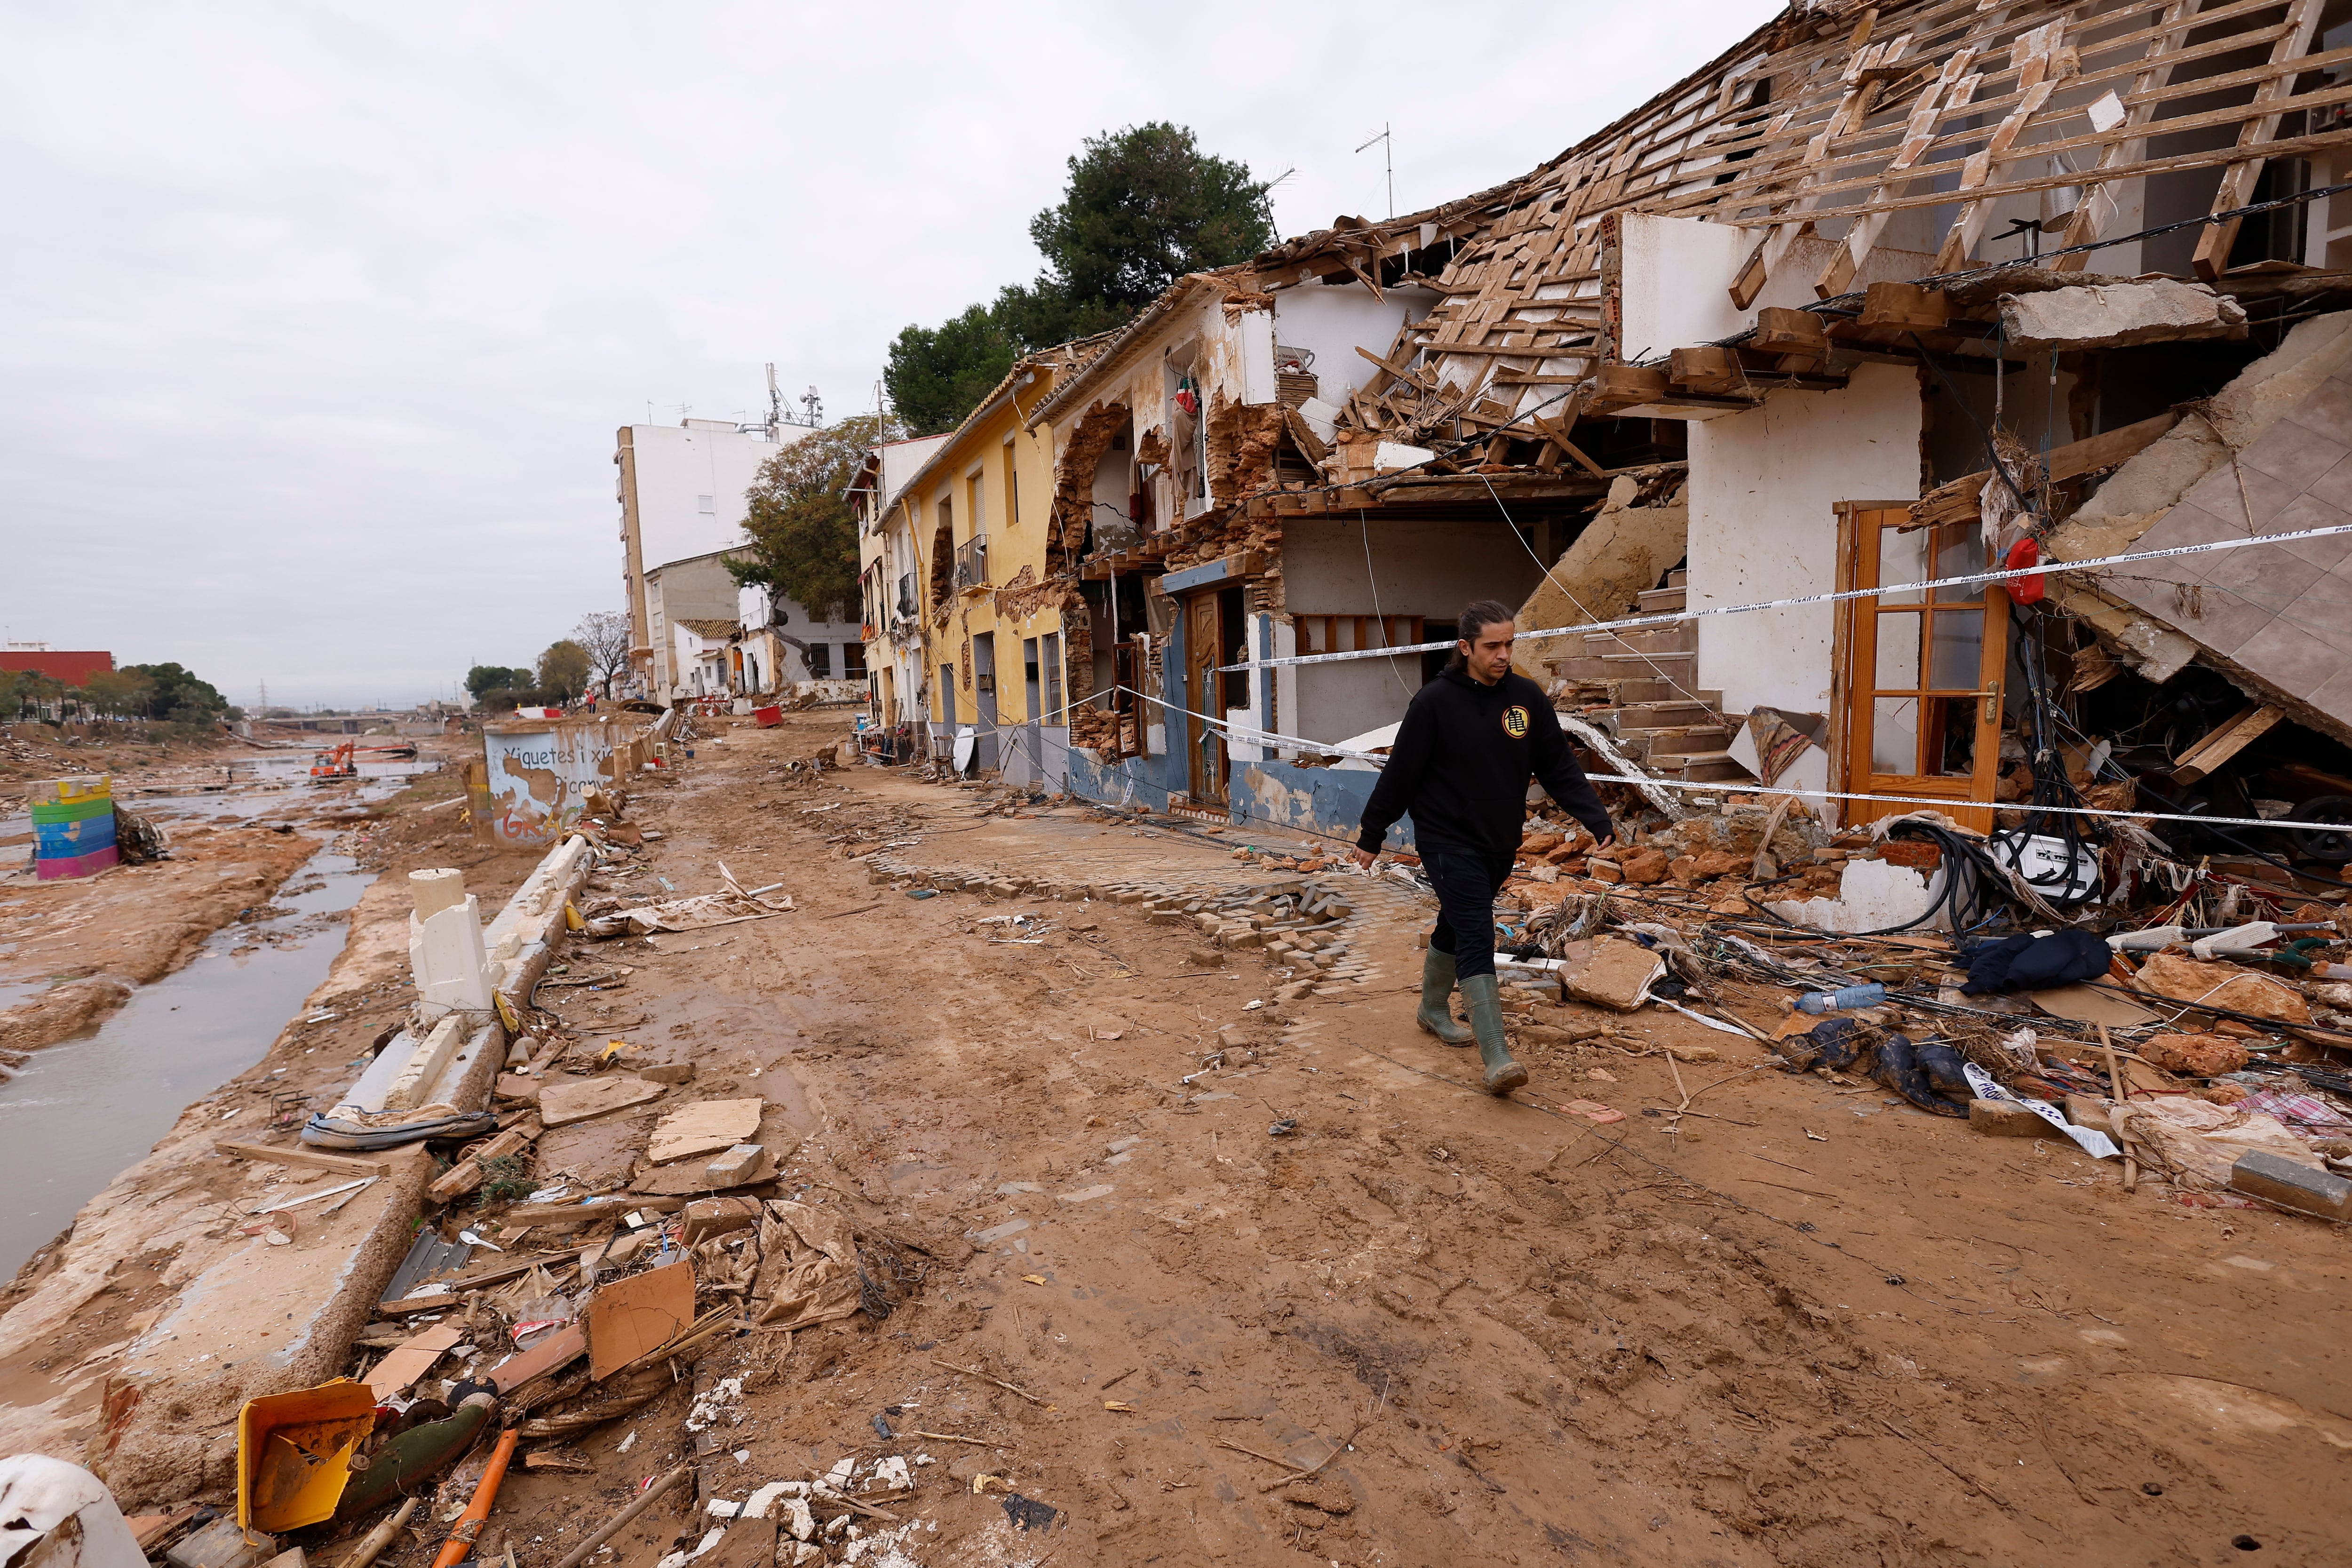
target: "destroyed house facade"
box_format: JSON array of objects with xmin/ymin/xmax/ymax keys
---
[
  {"xmin": 1020, "ymin": 222, "xmax": 1606, "ymax": 829},
  {"xmin": 1375, "ymin": 0, "xmax": 2352, "ymax": 839},
  {"xmin": 858, "ymin": 349, "xmax": 1083, "ymax": 781},
  {"xmin": 1010, "ymin": 0, "xmax": 2352, "ymax": 854}
]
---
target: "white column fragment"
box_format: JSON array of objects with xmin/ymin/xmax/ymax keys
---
[{"xmin": 409, "ymin": 867, "xmax": 493, "ymax": 1023}]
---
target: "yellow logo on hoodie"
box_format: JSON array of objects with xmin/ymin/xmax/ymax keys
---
[{"xmin": 1502, "ymin": 705, "xmax": 1529, "ymax": 739}]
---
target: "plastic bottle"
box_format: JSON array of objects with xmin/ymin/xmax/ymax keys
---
[{"xmin": 1796, "ymin": 983, "xmax": 1888, "ymax": 1014}]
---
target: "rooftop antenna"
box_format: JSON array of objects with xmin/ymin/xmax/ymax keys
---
[
  {"xmin": 766, "ymin": 363, "xmax": 782, "ymax": 439},
  {"xmin": 1355, "ymin": 124, "xmax": 1393, "ymax": 220},
  {"xmin": 801, "ymin": 385, "xmax": 823, "ymax": 427}
]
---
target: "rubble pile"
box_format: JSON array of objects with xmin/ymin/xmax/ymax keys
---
[{"xmin": 1467, "ymin": 784, "xmax": 2352, "ymax": 1219}]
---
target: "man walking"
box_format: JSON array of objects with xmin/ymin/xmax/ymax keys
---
[{"xmin": 1353, "ymin": 600, "xmax": 1615, "ymax": 1093}]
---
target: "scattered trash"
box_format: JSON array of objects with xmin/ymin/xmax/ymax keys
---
[
  {"xmin": 1001, "ymin": 1494, "xmax": 1059, "ymax": 1532},
  {"xmin": 0, "ymin": 1455, "xmax": 146, "ymax": 1568},
  {"xmin": 1796, "ymin": 983, "xmax": 1888, "ymax": 1015}
]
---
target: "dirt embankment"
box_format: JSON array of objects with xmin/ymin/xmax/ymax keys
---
[
  {"xmin": 0, "ymin": 771, "xmax": 553, "ymax": 1455},
  {"xmin": 0, "ymin": 750, "xmax": 484, "ymax": 1056},
  {"xmin": 211, "ymin": 711, "xmax": 2347, "ymax": 1568}
]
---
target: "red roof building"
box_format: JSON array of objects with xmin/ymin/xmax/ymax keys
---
[{"xmin": 1, "ymin": 649, "xmax": 114, "ymax": 687}]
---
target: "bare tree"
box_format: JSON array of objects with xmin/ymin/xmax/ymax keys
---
[{"xmin": 574, "ymin": 611, "xmax": 634, "ymax": 696}]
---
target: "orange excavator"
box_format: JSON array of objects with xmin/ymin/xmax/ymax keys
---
[{"xmin": 310, "ymin": 740, "xmax": 421, "ymax": 779}]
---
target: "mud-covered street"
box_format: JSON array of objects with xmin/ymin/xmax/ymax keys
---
[{"xmin": 58, "ymin": 709, "xmax": 2317, "ymax": 1568}]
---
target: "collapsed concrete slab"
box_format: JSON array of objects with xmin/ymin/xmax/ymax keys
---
[
  {"xmin": 305, "ymin": 837, "xmax": 591, "ymax": 1149},
  {"xmin": 2046, "ymin": 310, "xmax": 2352, "ymax": 746},
  {"xmin": 1998, "ymin": 279, "xmax": 2248, "ymax": 351}
]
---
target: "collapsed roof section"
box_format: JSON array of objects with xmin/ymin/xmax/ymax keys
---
[{"xmin": 1325, "ymin": 0, "xmax": 2352, "ymax": 459}]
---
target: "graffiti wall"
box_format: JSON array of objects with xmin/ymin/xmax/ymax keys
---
[{"xmin": 475, "ymin": 720, "xmax": 621, "ymax": 847}]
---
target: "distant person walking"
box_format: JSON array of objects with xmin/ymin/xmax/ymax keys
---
[{"xmin": 1354, "ymin": 600, "xmax": 1615, "ymax": 1093}]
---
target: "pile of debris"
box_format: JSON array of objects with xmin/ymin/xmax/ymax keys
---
[{"xmin": 1476, "ymin": 789, "xmax": 2352, "ymax": 1220}]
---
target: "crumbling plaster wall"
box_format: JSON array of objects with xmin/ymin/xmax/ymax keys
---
[
  {"xmin": 1268, "ymin": 280, "xmax": 1439, "ymax": 405},
  {"xmin": 1689, "ymin": 362, "xmax": 1923, "ymax": 717},
  {"xmin": 1611, "ymin": 213, "xmax": 1941, "ymax": 381}
]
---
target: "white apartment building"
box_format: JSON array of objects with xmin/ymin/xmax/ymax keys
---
[{"xmin": 613, "ymin": 417, "xmax": 857, "ymax": 699}]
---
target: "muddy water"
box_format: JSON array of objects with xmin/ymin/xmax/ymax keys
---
[{"xmin": 0, "ymin": 844, "xmax": 375, "ymax": 1275}]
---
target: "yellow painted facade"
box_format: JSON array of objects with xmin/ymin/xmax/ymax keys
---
[{"xmin": 893, "ymin": 358, "xmax": 1074, "ymax": 753}]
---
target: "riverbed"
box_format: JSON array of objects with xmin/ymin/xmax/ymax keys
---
[{"xmin": 0, "ymin": 841, "xmax": 375, "ymax": 1274}]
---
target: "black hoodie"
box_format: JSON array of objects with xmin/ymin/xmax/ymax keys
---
[{"xmin": 1356, "ymin": 668, "xmax": 1612, "ymax": 859}]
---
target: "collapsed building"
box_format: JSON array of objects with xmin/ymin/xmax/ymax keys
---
[{"xmin": 857, "ymin": 0, "xmax": 2352, "ymax": 904}]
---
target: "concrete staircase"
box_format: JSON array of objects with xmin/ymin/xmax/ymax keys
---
[{"xmin": 1544, "ymin": 573, "xmax": 1755, "ymax": 786}]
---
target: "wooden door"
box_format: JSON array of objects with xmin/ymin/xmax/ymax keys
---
[
  {"xmin": 1184, "ymin": 589, "xmax": 1227, "ymax": 804},
  {"xmin": 1837, "ymin": 507, "xmax": 2009, "ymax": 832}
]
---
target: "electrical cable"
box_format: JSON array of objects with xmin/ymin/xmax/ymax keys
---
[
  {"xmin": 1355, "ymin": 509, "xmax": 1421, "ymax": 701},
  {"xmin": 1212, "ymin": 515, "xmax": 2352, "ymax": 675}
]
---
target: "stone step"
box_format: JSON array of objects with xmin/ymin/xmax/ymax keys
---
[
  {"xmin": 1629, "ymin": 725, "xmax": 1736, "ymax": 760},
  {"xmin": 1593, "ymin": 651, "xmax": 1696, "ymax": 672},
  {"xmin": 1612, "ymin": 700, "xmax": 1720, "ymax": 728},
  {"xmin": 1636, "ymin": 586, "xmax": 1687, "ymax": 613},
  {"xmin": 1611, "ymin": 678, "xmax": 1723, "ymax": 707},
  {"xmin": 1583, "ymin": 627, "xmax": 1696, "ymax": 656},
  {"xmin": 1667, "ymin": 568, "xmax": 1687, "ymax": 588},
  {"xmin": 1659, "ymin": 751, "xmax": 1755, "ymax": 782}
]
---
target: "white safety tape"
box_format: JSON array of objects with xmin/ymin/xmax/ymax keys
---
[
  {"xmin": 1105, "ymin": 685, "xmax": 2352, "ymax": 839},
  {"xmin": 1213, "ymin": 518, "xmax": 2352, "ymax": 674}
]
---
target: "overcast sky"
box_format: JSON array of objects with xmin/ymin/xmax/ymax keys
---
[{"xmin": 0, "ymin": 1, "xmax": 1781, "ymax": 710}]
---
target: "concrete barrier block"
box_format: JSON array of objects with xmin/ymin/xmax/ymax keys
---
[{"xmin": 2230, "ymin": 1150, "xmax": 2352, "ymax": 1219}]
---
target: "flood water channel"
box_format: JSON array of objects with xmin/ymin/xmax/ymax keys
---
[{"xmin": 0, "ymin": 793, "xmax": 380, "ymax": 1277}]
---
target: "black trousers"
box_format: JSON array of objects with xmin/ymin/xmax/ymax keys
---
[{"xmin": 1423, "ymin": 846, "xmax": 1515, "ymax": 981}]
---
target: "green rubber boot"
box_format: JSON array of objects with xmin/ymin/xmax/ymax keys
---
[
  {"xmin": 1458, "ymin": 973, "xmax": 1529, "ymax": 1095},
  {"xmin": 1416, "ymin": 948, "xmax": 1475, "ymax": 1045}
]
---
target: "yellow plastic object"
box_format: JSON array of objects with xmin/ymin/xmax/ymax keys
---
[
  {"xmin": 564, "ymin": 901, "xmax": 586, "ymax": 932},
  {"xmin": 238, "ymin": 1377, "xmax": 379, "ymax": 1532}
]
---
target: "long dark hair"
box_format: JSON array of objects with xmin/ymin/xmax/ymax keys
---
[{"xmin": 1445, "ymin": 599, "xmax": 1517, "ymax": 673}]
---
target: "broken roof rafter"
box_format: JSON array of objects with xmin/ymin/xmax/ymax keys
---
[
  {"xmin": 1695, "ymin": 31, "xmax": 2350, "ymax": 228},
  {"xmin": 1326, "ymin": 0, "xmax": 2352, "ymax": 439}
]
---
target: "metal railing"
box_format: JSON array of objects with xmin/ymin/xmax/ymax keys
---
[{"xmin": 953, "ymin": 536, "xmax": 989, "ymax": 593}]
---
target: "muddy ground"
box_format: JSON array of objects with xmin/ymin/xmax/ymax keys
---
[
  {"xmin": 7, "ymin": 708, "xmax": 2347, "ymax": 1566},
  {"xmin": 245, "ymin": 710, "xmax": 2350, "ymax": 1568}
]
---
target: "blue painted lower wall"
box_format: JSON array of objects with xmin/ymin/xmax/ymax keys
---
[
  {"xmin": 1227, "ymin": 760, "xmax": 1415, "ymax": 851},
  {"xmin": 1064, "ymin": 747, "xmax": 1179, "ymax": 812}
]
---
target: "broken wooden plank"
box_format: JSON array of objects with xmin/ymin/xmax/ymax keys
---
[
  {"xmin": 216, "ymin": 1140, "xmax": 393, "ymax": 1176},
  {"xmin": 2192, "ymin": 0, "xmax": 2327, "ymax": 280},
  {"xmin": 1816, "ymin": 45, "xmax": 1980, "ymax": 297},
  {"xmin": 426, "ymin": 1118, "xmax": 542, "ymax": 1205},
  {"xmin": 1909, "ymin": 410, "xmax": 2180, "ymax": 528},
  {"xmin": 2172, "ymin": 705, "xmax": 2285, "ymax": 784},
  {"xmin": 2055, "ymin": 0, "xmax": 2198, "ymax": 268}
]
